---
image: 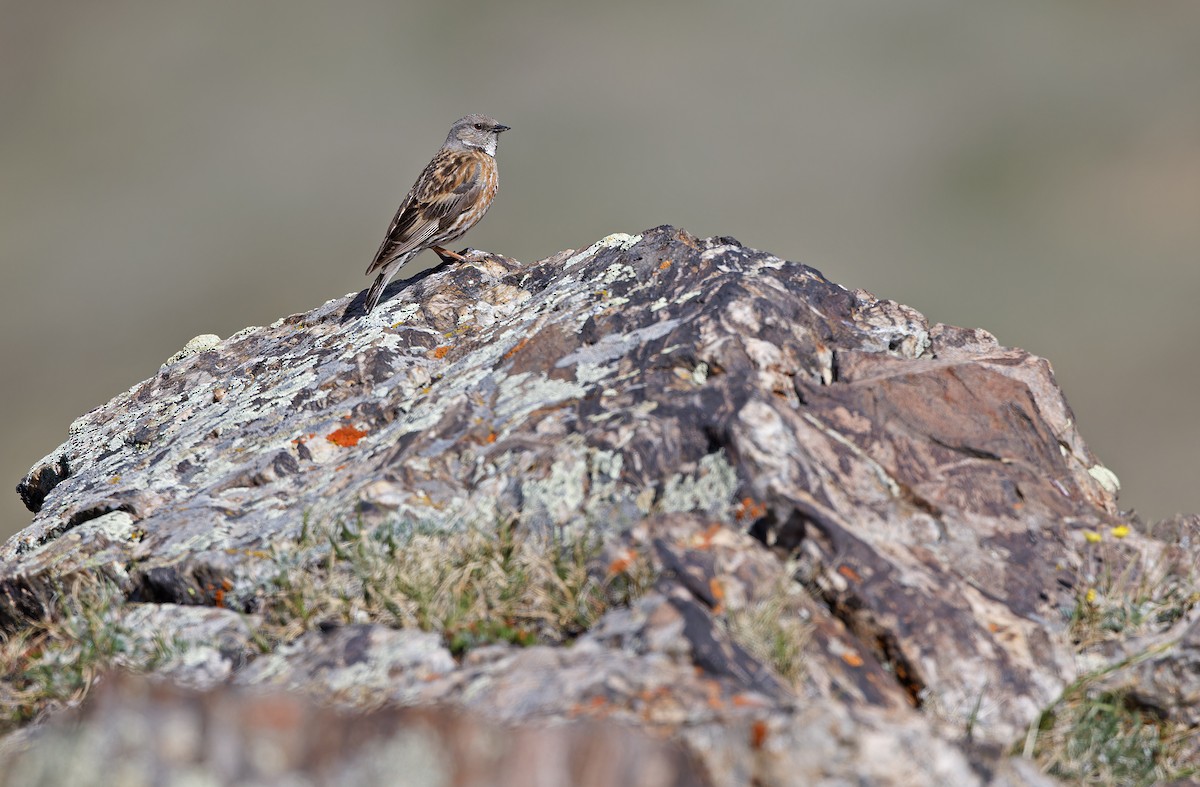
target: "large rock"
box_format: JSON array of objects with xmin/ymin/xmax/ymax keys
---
[{"xmin": 4, "ymin": 225, "xmax": 1181, "ymax": 782}]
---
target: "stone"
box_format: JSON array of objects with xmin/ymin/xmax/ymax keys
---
[{"xmin": 5, "ymin": 226, "xmax": 1187, "ymax": 782}]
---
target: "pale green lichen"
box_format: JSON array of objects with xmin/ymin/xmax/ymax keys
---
[
  {"xmin": 493, "ymin": 373, "xmax": 589, "ymax": 427},
  {"xmin": 572, "ymin": 361, "xmax": 617, "ymax": 386},
  {"xmin": 517, "ymin": 440, "xmax": 644, "ymax": 533},
  {"xmin": 75, "ymin": 511, "xmax": 139, "ymax": 543},
  {"xmin": 163, "ymin": 334, "xmax": 221, "ymax": 366},
  {"xmin": 556, "ymin": 319, "xmax": 680, "ymax": 369},
  {"xmin": 657, "ymin": 452, "xmax": 739, "ymax": 520},
  {"xmin": 598, "ymin": 232, "xmax": 642, "ymax": 251},
  {"xmin": 389, "ymin": 302, "xmax": 422, "ymax": 325},
  {"xmin": 1087, "ymin": 464, "xmax": 1121, "ymax": 495},
  {"xmin": 561, "ymin": 233, "xmax": 642, "ymax": 271},
  {"xmin": 600, "ymin": 264, "xmax": 637, "ymax": 285},
  {"xmin": 520, "ymin": 447, "xmax": 589, "ymax": 528},
  {"xmin": 517, "ymin": 442, "xmax": 738, "ymax": 532}
]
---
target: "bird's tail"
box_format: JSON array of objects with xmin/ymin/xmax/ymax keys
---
[{"xmin": 363, "ymin": 271, "xmax": 391, "ymax": 314}]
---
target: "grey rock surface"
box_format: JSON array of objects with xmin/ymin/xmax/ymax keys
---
[{"xmin": 4, "ymin": 225, "xmax": 1190, "ymax": 783}]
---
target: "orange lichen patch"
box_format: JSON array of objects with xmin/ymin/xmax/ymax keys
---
[
  {"xmin": 326, "ymin": 425, "xmax": 367, "ymax": 447},
  {"xmin": 291, "ymin": 433, "xmax": 317, "ymax": 445},
  {"xmin": 658, "ymin": 259, "xmax": 672, "ymax": 271},
  {"xmin": 485, "ymin": 430, "xmax": 497, "ymax": 444},
  {"xmin": 987, "ymin": 622, "xmax": 1002, "ymax": 633},
  {"xmin": 692, "ymin": 522, "xmax": 724, "ymax": 550},
  {"xmin": 502, "ymin": 336, "xmax": 531, "ymax": 360},
  {"xmin": 704, "ymin": 680, "xmax": 724, "ymax": 710},
  {"xmin": 750, "ymin": 719, "xmax": 769, "ymax": 750},
  {"xmin": 431, "ymin": 345, "xmax": 450, "ymax": 359},
  {"xmin": 837, "ymin": 564, "xmax": 861, "ymax": 583},
  {"xmin": 569, "ymin": 695, "xmax": 612, "ymax": 719},
  {"xmin": 607, "ymin": 549, "xmax": 636, "ymax": 576},
  {"xmin": 840, "ymin": 650, "xmax": 864, "ymax": 667},
  {"xmin": 207, "ymin": 577, "xmax": 234, "ymax": 609},
  {"xmin": 636, "ymin": 687, "xmax": 671, "ymax": 704},
  {"xmin": 225, "ymin": 548, "xmax": 272, "ymax": 559},
  {"xmin": 709, "ymin": 578, "xmax": 726, "ymax": 613},
  {"xmin": 734, "ymin": 497, "xmax": 768, "ymax": 522}
]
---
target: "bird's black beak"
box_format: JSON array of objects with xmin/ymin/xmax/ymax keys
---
[{"xmin": 494, "ymin": 124, "xmax": 511, "ymax": 133}]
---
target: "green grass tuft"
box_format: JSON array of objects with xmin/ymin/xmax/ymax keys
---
[
  {"xmin": 258, "ymin": 516, "xmax": 654, "ymax": 655},
  {"xmin": 0, "ymin": 576, "xmax": 178, "ymax": 735}
]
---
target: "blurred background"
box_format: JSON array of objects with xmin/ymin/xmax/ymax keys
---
[{"xmin": 2, "ymin": 1, "xmax": 1198, "ymax": 541}]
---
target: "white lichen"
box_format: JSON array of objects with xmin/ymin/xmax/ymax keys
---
[
  {"xmin": 1087, "ymin": 464, "xmax": 1121, "ymax": 495},
  {"xmin": 657, "ymin": 452, "xmax": 739, "ymax": 519},
  {"xmin": 163, "ymin": 334, "xmax": 222, "ymax": 366}
]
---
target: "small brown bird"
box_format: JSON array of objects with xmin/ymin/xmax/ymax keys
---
[{"xmin": 362, "ymin": 114, "xmax": 510, "ymax": 313}]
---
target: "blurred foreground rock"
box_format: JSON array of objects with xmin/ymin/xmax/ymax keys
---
[
  {"xmin": 1, "ymin": 671, "xmax": 705, "ymax": 787},
  {"xmin": 3, "ymin": 226, "xmax": 1194, "ymax": 783}
]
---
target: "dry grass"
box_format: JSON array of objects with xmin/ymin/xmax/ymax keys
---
[
  {"xmin": 1024, "ymin": 682, "xmax": 1199, "ymax": 786},
  {"xmin": 0, "ymin": 576, "xmax": 176, "ymax": 735},
  {"xmin": 1069, "ymin": 532, "xmax": 1200, "ymax": 652},
  {"xmin": 258, "ymin": 516, "xmax": 655, "ymax": 655},
  {"xmin": 721, "ymin": 563, "xmax": 811, "ymax": 686},
  {"xmin": 1025, "ymin": 525, "xmax": 1200, "ymax": 784}
]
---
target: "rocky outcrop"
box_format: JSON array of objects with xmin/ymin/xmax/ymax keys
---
[{"xmin": 3, "ymin": 226, "xmax": 1195, "ymax": 783}]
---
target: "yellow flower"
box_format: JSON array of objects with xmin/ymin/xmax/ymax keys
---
[
  {"xmin": 1085, "ymin": 588, "xmax": 1097, "ymax": 604},
  {"xmin": 1083, "ymin": 530, "xmax": 1102, "ymax": 543},
  {"xmin": 1110, "ymin": 525, "xmax": 1130, "ymax": 539}
]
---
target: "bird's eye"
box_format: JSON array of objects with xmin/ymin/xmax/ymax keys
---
[{"xmin": 474, "ymin": 123, "xmax": 485, "ymax": 130}]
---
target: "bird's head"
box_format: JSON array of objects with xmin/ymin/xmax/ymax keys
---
[{"xmin": 446, "ymin": 114, "xmax": 510, "ymax": 156}]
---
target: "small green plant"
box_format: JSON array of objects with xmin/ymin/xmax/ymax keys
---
[
  {"xmin": 0, "ymin": 576, "xmax": 176, "ymax": 734},
  {"xmin": 1023, "ymin": 686, "xmax": 1199, "ymax": 785},
  {"xmin": 1028, "ymin": 524, "xmax": 1200, "ymax": 783},
  {"xmin": 720, "ymin": 564, "xmax": 810, "ymax": 685},
  {"xmin": 258, "ymin": 516, "xmax": 653, "ymax": 655},
  {"xmin": 1069, "ymin": 530, "xmax": 1199, "ymax": 651}
]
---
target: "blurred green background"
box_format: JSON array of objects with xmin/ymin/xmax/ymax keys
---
[{"xmin": 2, "ymin": 1, "xmax": 1198, "ymax": 542}]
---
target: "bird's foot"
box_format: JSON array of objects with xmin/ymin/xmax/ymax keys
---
[{"xmin": 431, "ymin": 245, "xmax": 471, "ymax": 263}]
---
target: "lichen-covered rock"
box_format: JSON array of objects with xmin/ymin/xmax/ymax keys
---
[{"xmin": 4, "ymin": 225, "xmax": 1179, "ymax": 782}]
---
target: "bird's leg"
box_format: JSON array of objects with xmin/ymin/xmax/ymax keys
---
[{"xmin": 431, "ymin": 246, "xmax": 469, "ymax": 263}]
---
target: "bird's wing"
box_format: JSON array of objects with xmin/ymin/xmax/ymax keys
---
[{"xmin": 365, "ymin": 148, "xmax": 488, "ymax": 276}]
